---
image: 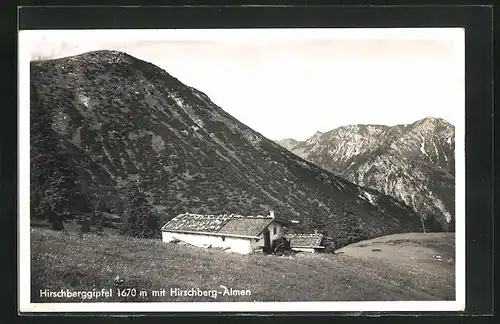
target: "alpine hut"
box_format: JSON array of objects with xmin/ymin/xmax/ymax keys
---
[{"xmin": 161, "ymin": 211, "xmax": 289, "ymax": 255}]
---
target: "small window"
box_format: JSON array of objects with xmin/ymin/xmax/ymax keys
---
[{"xmin": 273, "ymin": 227, "xmax": 277, "ymax": 235}]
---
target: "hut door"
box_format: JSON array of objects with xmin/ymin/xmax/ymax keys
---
[{"xmin": 263, "ymin": 228, "xmax": 271, "ymax": 253}]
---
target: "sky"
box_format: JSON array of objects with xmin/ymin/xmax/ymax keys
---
[{"xmin": 26, "ymin": 29, "xmax": 465, "ymax": 141}]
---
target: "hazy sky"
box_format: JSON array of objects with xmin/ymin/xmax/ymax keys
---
[{"xmin": 27, "ymin": 29, "xmax": 464, "ymax": 140}]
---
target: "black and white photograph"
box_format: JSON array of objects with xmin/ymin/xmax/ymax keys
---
[{"xmin": 18, "ymin": 28, "xmax": 465, "ymax": 312}]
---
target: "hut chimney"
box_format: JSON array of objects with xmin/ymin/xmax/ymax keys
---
[
  {"xmin": 314, "ymin": 229, "xmax": 318, "ymax": 234},
  {"xmin": 269, "ymin": 210, "xmax": 275, "ymax": 218}
]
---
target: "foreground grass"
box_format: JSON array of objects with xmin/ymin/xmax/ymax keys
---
[{"xmin": 31, "ymin": 228, "xmax": 455, "ymax": 303}]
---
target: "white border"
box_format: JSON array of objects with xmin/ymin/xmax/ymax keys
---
[
  {"xmin": 21, "ymin": 27, "xmax": 463, "ymax": 42},
  {"xmin": 18, "ymin": 28, "xmax": 465, "ymax": 313}
]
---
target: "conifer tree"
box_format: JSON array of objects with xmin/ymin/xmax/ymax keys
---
[
  {"xmin": 334, "ymin": 202, "xmax": 369, "ymax": 248},
  {"xmin": 423, "ymin": 214, "xmax": 444, "ymax": 232},
  {"xmin": 121, "ymin": 184, "xmax": 160, "ymax": 238}
]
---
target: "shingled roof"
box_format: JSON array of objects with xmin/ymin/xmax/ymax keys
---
[
  {"xmin": 161, "ymin": 213, "xmax": 278, "ymax": 238},
  {"xmin": 218, "ymin": 218, "xmax": 274, "ymax": 237},
  {"xmin": 285, "ymin": 234, "xmax": 324, "ymax": 248}
]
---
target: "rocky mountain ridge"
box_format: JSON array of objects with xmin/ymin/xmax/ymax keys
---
[{"xmin": 277, "ymin": 117, "xmax": 455, "ymax": 231}]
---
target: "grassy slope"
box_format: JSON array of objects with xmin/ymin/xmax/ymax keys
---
[{"xmin": 31, "ymin": 228, "xmax": 455, "ymax": 303}]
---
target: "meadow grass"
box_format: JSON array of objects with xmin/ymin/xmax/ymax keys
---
[{"xmin": 30, "ymin": 228, "xmax": 455, "ymax": 303}]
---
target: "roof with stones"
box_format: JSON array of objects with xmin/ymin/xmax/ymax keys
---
[
  {"xmin": 285, "ymin": 233, "xmax": 324, "ymax": 248},
  {"xmin": 161, "ymin": 213, "xmax": 280, "ymax": 238}
]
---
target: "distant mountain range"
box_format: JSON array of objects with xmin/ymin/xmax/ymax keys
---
[
  {"xmin": 277, "ymin": 117, "xmax": 455, "ymax": 231},
  {"xmin": 29, "ymin": 50, "xmax": 424, "ymax": 240}
]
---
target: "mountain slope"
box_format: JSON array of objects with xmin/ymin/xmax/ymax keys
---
[
  {"xmin": 277, "ymin": 118, "xmax": 455, "ymax": 231},
  {"xmin": 30, "ymin": 50, "xmax": 423, "ymax": 239}
]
